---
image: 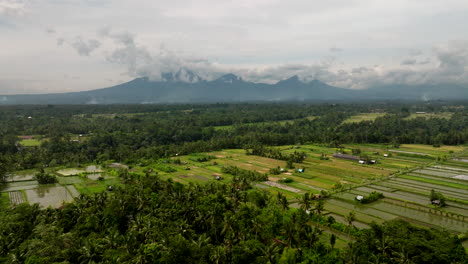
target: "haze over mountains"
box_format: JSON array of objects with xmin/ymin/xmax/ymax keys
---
[{"xmin": 1, "ymin": 69, "xmax": 467, "ymax": 104}]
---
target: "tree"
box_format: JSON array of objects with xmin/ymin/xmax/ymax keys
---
[
  {"xmin": 330, "ymin": 234, "xmax": 336, "ymax": 249},
  {"xmin": 430, "ymin": 189, "xmax": 446, "ymax": 207},
  {"xmin": 34, "ymin": 170, "xmax": 57, "ymax": 184},
  {"xmin": 298, "ymin": 193, "xmax": 313, "ymax": 212},
  {"xmin": 315, "ymin": 199, "xmax": 325, "ymax": 215},
  {"xmin": 346, "ymin": 211, "xmax": 356, "ymax": 228}
]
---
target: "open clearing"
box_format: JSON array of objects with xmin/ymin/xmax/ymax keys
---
[
  {"xmin": 404, "ymin": 112, "xmax": 453, "ymax": 120},
  {"xmin": 19, "ymin": 139, "xmax": 42, "ymax": 147},
  {"xmin": 342, "ymin": 113, "xmax": 387, "ymax": 124}
]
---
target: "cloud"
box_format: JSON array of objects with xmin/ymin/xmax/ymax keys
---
[
  {"xmin": 329, "ymin": 47, "xmax": 342, "ymax": 52},
  {"xmin": 56, "ymin": 38, "xmax": 64, "ymax": 46},
  {"xmin": 71, "ymin": 37, "xmax": 101, "ymax": 56},
  {"xmin": 401, "ymin": 59, "xmax": 417, "ymax": 65},
  {"xmin": 408, "ymin": 49, "xmax": 423, "ymax": 56},
  {"xmin": 45, "ymin": 27, "xmax": 55, "ymax": 34},
  {"xmin": 100, "ymin": 28, "xmax": 223, "ymax": 81},
  {"xmin": 99, "ymin": 30, "xmax": 468, "ymax": 89},
  {"xmin": 0, "ymin": 0, "xmax": 25, "ymax": 17}
]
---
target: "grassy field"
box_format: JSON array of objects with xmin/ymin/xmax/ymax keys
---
[
  {"xmin": 404, "ymin": 112, "xmax": 453, "ymax": 120},
  {"xmin": 19, "ymin": 139, "xmax": 42, "ymax": 147},
  {"xmin": 213, "ymin": 116, "xmax": 316, "ymax": 131},
  {"xmin": 342, "ymin": 113, "xmax": 387, "ymax": 124}
]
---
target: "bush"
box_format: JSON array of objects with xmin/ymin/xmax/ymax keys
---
[
  {"xmin": 278, "ymin": 177, "xmax": 293, "ymax": 183},
  {"xmin": 360, "ymin": 191, "xmax": 384, "ymax": 204},
  {"xmin": 34, "ymin": 172, "xmax": 57, "ymax": 184},
  {"xmin": 269, "ymin": 166, "xmax": 282, "ymax": 175}
]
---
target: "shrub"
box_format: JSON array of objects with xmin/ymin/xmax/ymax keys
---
[
  {"xmin": 278, "ymin": 178, "xmax": 293, "ymax": 183},
  {"xmin": 34, "ymin": 172, "xmax": 57, "ymax": 184},
  {"xmin": 360, "ymin": 191, "xmax": 384, "ymax": 204}
]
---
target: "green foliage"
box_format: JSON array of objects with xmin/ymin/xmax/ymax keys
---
[
  {"xmin": 430, "ymin": 189, "xmax": 446, "ymax": 207},
  {"xmin": 0, "ymin": 176, "xmax": 345, "ymax": 263},
  {"xmin": 344, "ymin": 220, "xmax": 467, "ymax": 264},
  {"xmin": 351, "ymin": 148, "xmax": 361, "ymax": 155},
  {"xmin": 269, "ymin": 166, "xmax": 282, "ymax": 175},
  {"xmin": 320, "ymin": 153, "xmax": 329, "ymax": 160},
  {"xmin": 246, "ymin": 144, "xmax": 306, "ymax": 163},
  {"xmin": 154, "ymin": 163, "xmax": 177, "ymax": 173},
  {"xmin": 33, "ymin": 171, "xmax": 57, "ymax": 184},
  {"xmin": 188, "ymin": 155, "xmax": 214, "ymax": 163},
  {"xmin": 360, "ymin": 191, "xmax": 384, "ymax": 204},
  {"xmin": 221, "ymin": 165, "xmax": 268, "ymax": 182},
  {"xmin": 278, "ymin": 177, "xmax": 293, "ymax": 184}
]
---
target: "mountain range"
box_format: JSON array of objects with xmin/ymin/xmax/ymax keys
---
[{"xmin": 1, "ymin": 69, "xmax": 467, "ymax": 104}]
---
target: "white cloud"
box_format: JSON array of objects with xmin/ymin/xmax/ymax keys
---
[
  {"xmin": 1, "ymin": 0, "xmax": 468, "ymax": 93},
  {"xmin": 0, "ymin": 0, "xmax": 25, "ymax": 17}
]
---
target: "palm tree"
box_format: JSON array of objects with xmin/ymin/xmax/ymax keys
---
[
  {"xmin": 277, "ymin": 192, "xmax": 289, "ymax": 211},
  {"xmin": 315, "ymin": 199, "xmax": 325, "ymax": 215},
  {"xmin": 346, "ymin": 211, "xmax": 356, "ymax": 228},
  {"xmin": 298, "ymin": 192, "xmax": 313, "ymax": 212}
]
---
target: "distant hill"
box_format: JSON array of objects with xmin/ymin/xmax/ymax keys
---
[{"xmin": 1, "ymin": 70, "xmax": 467, "ymax": 104}]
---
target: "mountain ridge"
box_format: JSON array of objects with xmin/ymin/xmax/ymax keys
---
[{"xmin": 1, "ymin": 72, "xmax": 467, "ymax": 104}]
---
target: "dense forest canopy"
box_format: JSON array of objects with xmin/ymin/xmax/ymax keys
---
[
  {"xmin": 0, "ymin": 102, "xmax": 466, "ymax": 171},
  {"xmin": 1, "ymin": 174, "xmax": 466, "ymax": 263}
]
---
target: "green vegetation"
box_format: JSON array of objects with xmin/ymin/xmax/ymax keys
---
[
  {"xmin": 19, "ymin": 139, "xmax": 42, "ymax": 147},
  {"xmin": 430, "ymin": 189, "xmax": 447, "ymax": 207},
  {"xmin": 360, "ymin": 191, "xmax": 384, "ymax": 204},
  {"xmin": 342, "ymin": 112, "xmax": 387, "ymax": 123},
  {"xmin": 0, "ymin": 103, "xmax": 467, "ymax": 261},
  {"xmin": 33, "ymin": 171, "xmax": 57, "ymax": 184},
  {"xmin": 346, "ymin": 220, "xmax": 467, "ymax": 263}
]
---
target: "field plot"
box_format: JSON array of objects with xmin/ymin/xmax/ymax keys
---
[
  {"xmin": 212, "ymin": 117, "xmax": 316, "ymax": 131},
  {"xmin": 342, "ymin": 113, "xmax": 387, "ymax": 124},
  {"xmin": 25, "ymin": 186, "xmax": 77, "ymax": 208},
  {"xmin": 404, "ymin": 112, "xmax": 453, "ymax": 120},
  {"xmin": 340, "ymin": 157, "xmax": 468, "ymax": 233},
  {"xmin": 1, "ymin": 181, "xmax": 39, "ymax": 192},
  {"xmin": 85, "ymin": 165, "xmax": 103, "ymax": 173},
  {"xmin": 56, "ymin": 168, "xmax": 85, "ymax": 176},
  {"xmin": 9, "ymin": 191, "xmax": 25, "ymax": 205},
  {"xmin": 5, "ymin": 173, "xmax": 35, "ymax": 182},
  {"xmin": 19, "ymin": 139, "xmax": 42, "ymax": 147}
]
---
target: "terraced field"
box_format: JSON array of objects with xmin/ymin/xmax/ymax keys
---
[
  {"xmin": 139, "ymin": 144, "xmax": 467, "ymax": 238},
  {"xmin": 25, "ymin": 186, "xmax": 77, "ymax": 208},
  {"xmin": 2, "ymin": 144, "xmax": 466, "ymax": 244}
]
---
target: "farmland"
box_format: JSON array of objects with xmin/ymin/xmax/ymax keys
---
[
  {"xmin": 404, "ymin": 112, "xmax": 453, "ymax": 120},
  {"xmin": 0, "ymin": 165, "xmax": 122, "ymax": 209},
  {"xmin": 2, "ymin": 143, "xmax": 466, "ymax": 243},
  {"xmin": 342, "ymin": 113, "xmax": 387, "ymax": 124},
  {"xmin": 115, "ymin": 143, "xmax": 468, "ymax": 244}
]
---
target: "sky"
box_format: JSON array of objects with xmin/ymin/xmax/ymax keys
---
[{"xmin": 1, "ymin": 0, "xmax": 468, "ymax": 94}]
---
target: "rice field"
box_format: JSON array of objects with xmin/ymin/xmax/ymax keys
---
[
  {"xmin": 342, "ymin": 113, "xmax": 387, "ymax": 124},
  {"xmin": 146, "ymin": 143, "xmax": 468, "ymax": 236},
  {"xmin": 2, "ymin": 143, "xmax": 466, "ymax": 242},
  {"xmin": 25, "ymin": 186, "xmax": 77, "ymax": 208},
  {"xmin": 56, "ymin": 168, "xmax": 85, "ymax": 176}
]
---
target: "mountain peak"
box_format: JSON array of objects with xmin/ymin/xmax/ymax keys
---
[
  {"xmin": 276, "ymin": 75, "xmax": 303, "ymax": 85},
  {"xmin": 161, "ymin": 68, "xmax": 203, "ymax": 83},
  {"xmin": 215, "ymin": 73, "xmax": 243, "ymax": 84}
]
